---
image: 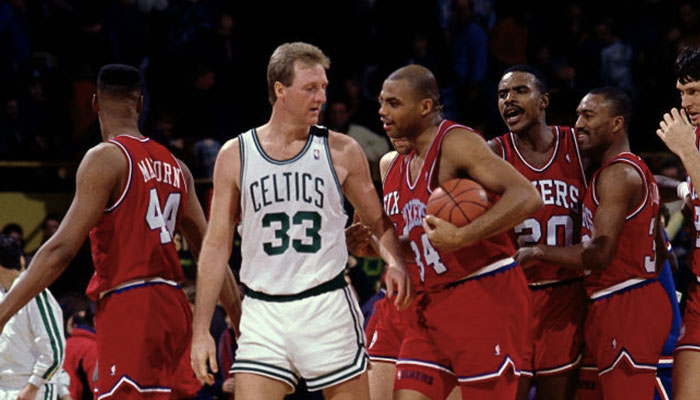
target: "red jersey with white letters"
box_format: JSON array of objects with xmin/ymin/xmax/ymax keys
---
[
  {"xmin": 86, "ymin": 135, "xmax": 187, "ymax": 300},
  {"xmin": 689, "ymin": 127, "xmax": 700, "ymax": 276},
  {"xmin": 581, "ymin": 152, "xmax": 660, "ymax": 296},
  {"xmin": 382, "ymin": 120, "xmax": 516, "ymax": 290},
  {"xmin": 494, "ymin": 126, "xmax": 587, "ymax": 283}
]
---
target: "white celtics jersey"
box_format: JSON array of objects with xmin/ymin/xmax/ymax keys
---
[{"xmin": 238, "ymin": 126, "xmax": 348, "ymax": 295}]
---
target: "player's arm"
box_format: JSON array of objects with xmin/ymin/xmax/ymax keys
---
[
  {"xmin": 331, "ymin": 133, "xmax": 411, "ymax": 309},
  {"xmin": 177, "ymin": 159, "xmax": 241, "ymax": 337},
  {"xmin": 516, "ymin": 163, "xmax": 640, "ymax": 270},
  {"xmin": 423, "ymin": 129, "xmax": 542, "ymax": 252},
  {"xmin": 0, "ymin": 144, "xmax": 123, "ymax": 329},
  {"xmin": 655, "ymin": 174, "xmax": 688, "ymax": 204},
  {"xmin": 191, "ymin": 138, "xmax": 241, "ymax": 384},
  {"xmin": 345, "ymin": 150, "xmax": 398, "ymax": 259}
]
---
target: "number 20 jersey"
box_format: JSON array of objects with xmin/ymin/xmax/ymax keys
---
[
  {"xmin": 581, "ymin": 152, "xmax": 660, "ymax": 296},
  {"xmin": 86, "ymin": 135, "xmax": 187, "ymax": 300},
  {"xmin": 494, "ymin": 126, "xmax": 587, "ymax": 283},
  {"xmin": 382, "ymin": 120, "xmax": 516, "ymax": 291},
  {"xmin": 237, "ymin": 126, "xmax": 348, "ymax": 295}
]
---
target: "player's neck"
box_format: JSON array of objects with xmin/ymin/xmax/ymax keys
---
[
  {"xmin": 412, "ymin": 121, "xmax": 440, "ymax": 158},
  {"xmin": 99, "ymin": 118, "xmax": 143, "ymax": 141},
  {"xmin": 0, "ymin": 268, "xmax": 20, "ymax": 291},
  {"xmin": 513, "ymin": 122, "xmax": 553, "ymax": 152},
  {"xmin": 600, "ymin": 139, "xmax": 630, "ymax": 165},
  {"xmin": 264, "ymin": 109, "xmax": 312, "ymax": 143}
]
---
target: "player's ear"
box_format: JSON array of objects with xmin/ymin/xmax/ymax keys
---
[
  {"xmin": 540, "ymin": 92, "xmax": 550, "ymax": 110},
  {"xmin": 612, "ymin": 115, "xmax": 625, "ymax": 134},
  {"xmin": 420, "ymin": 98, "xmax": 434, "ymax": 117},
  {"xmin": 137, "ymin": 95, "xmax": 144, "ymax": 113},
  {"xmin": 274, "ymin": 81, "xmax": 285, "ymax": 102}
]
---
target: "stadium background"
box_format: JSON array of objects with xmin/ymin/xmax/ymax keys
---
[{"xmin": 0, "ymin": 0, "xmax": 696, "ymax": 289}]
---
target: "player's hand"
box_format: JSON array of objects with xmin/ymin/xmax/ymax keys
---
[
  {"xmin": 514, "ymin": 245, "xmax": 544, "ymax": 269},
  {"xmin": 17, "ymin": 383, "xmax": 39, "ymax": 400},
  {"xmin": 345, "ymin": 222, "xmax": 377, "ymax": 258},
  {"xmin": 384, "ymin": 264, "xmax": 413, "ymax": 311},
  {"xmin": 222, "ymin": 377, "xmax": 236, "ymax": 393},
  {"xmin": 190, "ymin": 330, "xmax": 218, "ymax": 385},
  {"xmin": 657, "ymin": 108, "xmax": 696, "ymax": 158},
  {"xmin": 422, "ymin": 215, "xmax": 468, "ymax": 253}
]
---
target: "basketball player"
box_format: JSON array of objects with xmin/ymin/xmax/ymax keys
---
[
  {"xmin": 0, "ymin": 64, "xmax": 241, "ymax": 399},
  {"xmin": 189, "ymin": 42, "xmax": 411, "ymax": 400},
  {"xmin": 656, "ymin": 45, "xmax": 700, "ymax": 400},
  {"xmin": 517, "ymin": 87, "xmax": 672, "ymax": 399},
  {"xmin": 376, "ymin": 64, "xmax": 542, "ymax": 399},
  {"xmin": 489, "ymin": 65, "xmax": 588, "ymax": 400}
]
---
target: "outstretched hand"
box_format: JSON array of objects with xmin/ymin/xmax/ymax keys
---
[
  {"xmin": 657, "ymin": 108, "xmax": 695, "ymax": 157},
  {"xmin": 345, "ymin": 222, "xmax": 377, "ymax": 258},
  {"xmin": 191, "ymin": 331, "xmax": 218, "ymax": 385},
  {"xmin": 514, "ymin": 245, "xmax": 543, "ymax": 269}
]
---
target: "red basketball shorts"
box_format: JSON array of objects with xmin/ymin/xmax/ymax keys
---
[
  {"xmin": 365, "ymin": 297, "xmax": 412, "ymax": 363},
  {"xmin": 521, "ymin": 279, "xmax": 586, "ymax": 376},
  {"xmin": 676, "ymin": 276, "xmax": 700, "ymax": 352},
  {"xmin": 95, "ymin": 283, "xmax": 192, "ymax": 399},
  {"xmin": 394, "ymin": 261, "xmax": 529, "ymax": 398},
  {"xmin": 585, "ymin": 280, "xmax": 671, "ymax": 377}
]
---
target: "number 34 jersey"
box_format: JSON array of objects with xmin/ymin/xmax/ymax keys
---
[
  {"xmin": 237, "ymin": 126, "xmax": 348, "ymax": 295},
  {"xmin": 86, "ymin": 135, "xmax": 188, "ymax": 300}
]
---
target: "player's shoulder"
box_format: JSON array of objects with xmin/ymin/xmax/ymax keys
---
[{"xmin": 84, "ymin": 141, "xmax": 128, "ymax": 167}]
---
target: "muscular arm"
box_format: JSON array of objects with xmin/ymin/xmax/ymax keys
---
[
  {"xmin": 177, "ymin": 159, "xmax": 241, "ymax": 334},
  {"xmin": 191, "ymin": 139, "xmax": 241, "ymax": 383},
  {"xmin": 655, "ymin": 174, "xmax": 686, "ymax": 204},
  {"xmin": 345, "ymin": 151, "xmax": 399, "ymax": 259},
  {"xmin": 0, "ymin": 144, "xmax": 123, "ymax": 327},
  {"xmin": 518, "ymin": 163, "xmax": 641, "ymax": 270},
  {"xmin": 424, "ymin": 129, "xmax": 542, "ymax": 252},
  {"xmin": 331, "ymin": 133, "xmax": 411, "ymax": 308}
]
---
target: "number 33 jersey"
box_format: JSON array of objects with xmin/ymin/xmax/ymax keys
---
[
  {"xmin": 237, "ymin": 126, "xmax": 348, "ymax": 295},
  {"xmin": 86, "ymin": 135, "xmax": 188, "ymax": 300}
]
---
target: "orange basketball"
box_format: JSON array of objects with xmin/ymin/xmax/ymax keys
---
[{"xmin": 426, "ymin": 179, "xmax": 491, "ymax": 227}]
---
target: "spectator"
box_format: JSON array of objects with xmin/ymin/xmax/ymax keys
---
[
  {"xmin": 0, "ymin": 234, "xmax": 65, "ymax": 400},
  {"xmin": 60, "ymin": 292, "xmax": 97, "ymax": 400}
]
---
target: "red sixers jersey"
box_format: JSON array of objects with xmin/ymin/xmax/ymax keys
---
[
  {"xmin": 382, "ymin": 120, "xmax": 516, "ymax": 290},
  {"xmin": 86, "ymin": 135, "xmax": 187, "ymax": 300},
  {"xmin": 689, "ymin": 127, "xmax": 700, "ymax": 276},
  {"xmin": 494, "ymin": 126, "xmax": 587, "ymax": 283},
  {"xmin": 581, "ymin": 152, "xmax": 660, "ymax": 296}
]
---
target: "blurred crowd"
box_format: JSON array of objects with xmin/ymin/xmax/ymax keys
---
[{"xmin": 1, "ymin": 0, "xmax": 699, "ymax": 189}]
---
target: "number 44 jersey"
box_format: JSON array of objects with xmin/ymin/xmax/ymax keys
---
[
  {"xmin": 237, "ymin": 126, "xmax": 348, "ymax": 295},
  {"xmin": 86, "ymin": 135, "xmax": 188, "ymax": 301}
]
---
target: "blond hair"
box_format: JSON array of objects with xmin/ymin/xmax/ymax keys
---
[{"xmin": 267, "ymin": 42, "xmax": 330, "ymax": 105}]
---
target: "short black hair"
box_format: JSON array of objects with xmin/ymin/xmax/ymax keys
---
[
  {"xmin": 588, "ymin": 86, "xmax": 633, "ymax": 129},
  {"xmin": 59, "ymin": 292, "xmax": 95, "ymax": 329},
  {"xmin": 676, "ymin": 47, "xmax": 700, "ymax": 84},
  {"xmin": 503, "ymin": 64, "xmax": 548, "ymax": 93},
  {"xmin": 0, "ymin": 234, "xmax": 22, "ymax": 271},
  {"xmin": 97, "ymin": 64, "xmax": 142, "ymax": 98},
  {"xmin": 2, "ymin": 223, "xmax": 22, "ymax": 237}
]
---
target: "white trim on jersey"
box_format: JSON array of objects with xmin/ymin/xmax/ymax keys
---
[
  {"xmin": 589, "ymin": 277, "xmax": 647, "ymax": 300},
  {"xmin": 369, "ymin": 356, "xmax": 398, "ymax": 364},
  {"xmin": 508, "ymin": 126, "xmax": 561, "ymax": 173},
  {"xmin": 655, "ymin": 376, "xmax": 670, "ymax": 400},
  {"xmin": 396, "ymin": 359, "xmax": 456, "ymax": 375},
  {"xmin": 105, "ymin": 139, "xmax": 133, "ymax": 212},
  {"xmin": 465, "ymin": 257, "xmax": 515, "ymax": 279},
  {"xmin": 535, "ymin": 353, "xmax": 582, "ymax": 376},
  {"xmin": 457, "ymin": 356, "xmax": 520, "ymax": 383},
  {"xmin": 96, "ymin": 375, "xmax": 171, "ymax": 400},
  {"xmin": 598, "ymin": 349, "xmax": 657, "ymax": 376},
  {"xmin": 98, "ymin": 276, "xmax": 179, "ymax": 299}
]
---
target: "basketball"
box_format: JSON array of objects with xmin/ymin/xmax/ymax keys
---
[{"xmin": 426, "ymin": 179, "xmax": 491, "ymax": 227}]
